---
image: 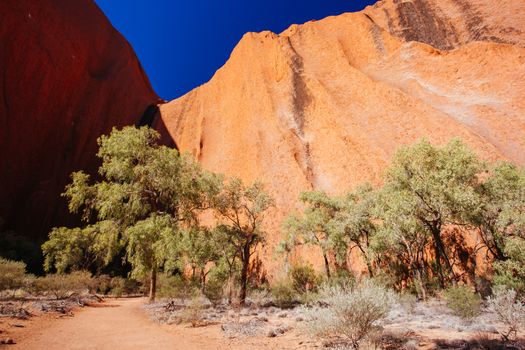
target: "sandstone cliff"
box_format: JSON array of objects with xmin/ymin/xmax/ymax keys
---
[
  {"xmin": 0, "ymin": 1, "xmax": 160, "ymax": 241},
  {"xmin": 158, "ymin": 0, "xmax": 525, "ymax": 275}
]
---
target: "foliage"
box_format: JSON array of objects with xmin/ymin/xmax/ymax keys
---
[
  {"xmin": 373, "ymin": 187, "xmax": 430, "ymax": 299},
  {"xmin": 107, "ymin": 276, "xmax": 126, "ymax": 297},
  {"xmin": 303, "ymin": 280, "xmax": 396, "ymax": 349},
  {"xmin": 0, "ymin": 258, "xmax": 28, "ymax": 292},
  {"xmin": 325, "ymin": 269, "xmax": 357, "ymax": 290},
  {"xmin": 474, "ymin": 162, "xmax": 525, "ymax": 260},
  {"xmin": 180, "ymin": 296, "xmax": 206, "ymax": 327},
  {"xmin": 43, "ymin": 221, "xmax": 120, "ymax": 273},
  {"xmin": 247, "ymin": 288, "xmax": 272, "ymax": 307},
  {"xmin": 270, "ymin": 278, "xmax": 298, "ymax": 308},
  {"xmin": 34, "ymin": 271, "xmax": 93, "ymax": 299},
  {"xmin": 332, "ymin": 184, "xmax": 378, "ymax": 276},
  {"xmin": 202, "ymin": 275, "xmax": 225, "ymax": 305},
  {"xmin": 380, "ymin": 139, "xmax": 484, "ymax": 287},
  {"xmin": 443, "ymin": 285, "xmax": 482, "ymax": 319},
  {"xmin": 90, "ymin": 274, "xmax": 112, "ymax": 294},
  {"xmin": 488, "ymin": 288, "xmax": 525, "ymax": 341},
  {"xmin": 98, "ymin": 275, "xmax": 141, "ymax": 297},
  {"xmin": 212, "ymin": 177, "xmax": 274, "ymax": 304},
  {"xmin": 43, "ymin": 126, "xmax": 222, "ymax": 301},
  {"xmin": 493, "ymin": 238, "xmax": 525, "ymax": 297},
  {"xmin": 157, "ymin": 273, "xmax": 199, "ymax": 300},
  {"xmin": 289, "ymin": 264, "xmax": 321, "ymax": 294},
  {"xmin": 180, "ymin": 227, "xmax": 220, "ymax": 288},
  {"xmin": 282, "ymin": 191, "xmax": 340, "ymax": 278}
]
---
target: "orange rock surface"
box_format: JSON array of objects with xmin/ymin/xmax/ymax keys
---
[{"xmin": 157, "ymin": 0, "xmax": 525, "ymax": 276}]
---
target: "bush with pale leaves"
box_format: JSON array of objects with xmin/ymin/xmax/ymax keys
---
[
  {"xmin": 302, "ymin": 280, "xmax": 396, "ymax": 349},
  {"xmin": 488, "ymin": 288, "xmax": 525, "ymax": 341}
]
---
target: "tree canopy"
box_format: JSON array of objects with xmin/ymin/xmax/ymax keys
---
[{"xmin": 44, "ymin": 126, "xmax": 222, "ymax": 300}]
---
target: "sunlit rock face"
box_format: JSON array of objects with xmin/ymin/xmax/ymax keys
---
[
  {"xmin": 364, "ymin": 0, "xmax": 525, "ymax": 50},
  {"xmin": 158, "ymin": 0, "xmax": 525, "ymax": 276},
  {"xmin": 0, "ymin": 0, "xmax": 160, "ymax": 240}
]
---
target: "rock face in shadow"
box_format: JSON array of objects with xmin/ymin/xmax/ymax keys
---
[
  {"xmin": 0, "ymin": 1, "xmax": 160, "ymax": 241},
  {"xmin": 158, "ymin": 0, "xmax": 525, "ymax": 275}
]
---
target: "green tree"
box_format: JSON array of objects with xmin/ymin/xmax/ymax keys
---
[
  {"xmin": 43, "ymin": 126, "xmax": 221, "ymax": 301},
  {"xmin": 282, "ymin": 191, "xmax": 340, "ymax": 278},
  {"xmin": 493, "ymin": 238, "xmax": 525, "ymax": 295},
  {"xmin": 474, "ymin": 162, "xmax": 525, "ymax": 261},
  {"xmin": 213, "ymin": 178, "xmax": 274, "ymax": 305},
  {"xmin": 373, "ymin": 188, "xmax": 430, "ymax": 299},
  {"xmin": 212, "ymin": 225, "xmax": 242, "ymax": 303},
  {"xmin": 383, "ymin": 139, "xmax": 484, "ymax": 287},
  {"xmin": 333, "ymin": 184, "xmax": 378, "ymax": 276},
  {"xmin": 42, "ymin": 221, "xmax": 120, "ymax": 273},
  {"xmin": 180, "ymin": 227, "xmax": 220, "ymax": 291}
]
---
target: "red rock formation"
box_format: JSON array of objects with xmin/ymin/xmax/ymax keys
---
[
  {"xmin": 364, "ymin": 0, "xmax": 525, "ymax": 49},
  {"xmin": 158, "ymin": 0, "xmax": 525, "ymax": 275},
  {"xmin": 0, "ymin": 1, "xmax": 160, "ymax": 240}
]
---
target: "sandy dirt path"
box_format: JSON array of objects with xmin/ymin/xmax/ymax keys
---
[{"xmin": 10, "ymin": 298, "xmax": 310, "ymax": 350}]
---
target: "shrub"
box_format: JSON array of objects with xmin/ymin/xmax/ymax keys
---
[
  {"xmin": 443, "ymin": 285, "xmax": 481, "ymax": 319},
  {"xmin": 34, "ymin": 271, "xmax": 92, "ymax": 299},
  {"xmin": 157, "ymin": 274, "xmax": 199, "ymax": 300},
  {"xmin": 108, "ymin": 277, "xmax": 126, "ymax": 297},
  {"xmin": 289, "ymin": 265, "xmax": 321, "ymax": 294},
  {"xmin": 180, "ymin": 296, "xmax": 205, "ymax": 327},
  {"xmin": 488, "ymin": 288, "xmax": 525, "ymax": 341},
  {"xmin": 271, "ymin": 279, "xmax": 297, "ymax": 308},
  {"xmin": 326, "ymin": 269, "xmax": 356, "ymax": 290},
  {"xmin": 90, "ymin": 274, "xmax": 112, "ymax": 294},
  {"xmin": 203, "ymin": 276, "xmax": 225, "ymax": 305},
  {"xmin": 303, "ymin": 280, "xmax": 396, "ymax": 349},
  {"xmin": 247, "ymin": 288, "xmax": 272, "ymax": 307},
  {"xmin": 0, "ymin": 258, "xmax": 27, "ymax": 292}
]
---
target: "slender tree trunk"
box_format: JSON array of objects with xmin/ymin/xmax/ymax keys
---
[
  {"xmin": 149, "ymin": 264, "xmax": 157, "ymax": 302},
  {"xmin": 227, "ymin": 265, "xmax": 234, "ymax": 305},
  {"xmin": 413, "ymin": 266, "xmax": 427, "ymax": 300},
  {"xmin": 357, "ymin": 243, "xmax": 374, "ymax": 277},
  {"xmin": 429, "ymin": 223, "xmax": 454, "ymax": 287},
  {"xmin": 201, "ymin": 269, "xmax": 207, "ymax": 293},
  {"xmin": 322, "ymin": 251, "xmax": 331, "ymax": 279},
  {"xmin": 239, "ymin": 244, "xmax": 251, "ymax": 305}
]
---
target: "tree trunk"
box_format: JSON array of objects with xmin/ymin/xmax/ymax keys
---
[
  {"xmin": 413, "ymin": 266, "xmax": 427, "ymax": 300},
  {"xmin": 429, "ymin": 223, "xmax": 454, "ymax": 287},
  {"xmin": 149, "ymin": 264, "xmax": 157, "ymax": 302},
  {"xmin": 357, "ymin": 243, "xmax": 374, "ymax": 277},
  {"xmin": 322, "ymin": 251, "xmax": 331, "ymax": 279},
  {"xmin": 201, "ymin": 269, "xmax": 207, "ymax": 293},
  {"xmin": 239, "ymin": 244, "xmax": 251, "ymax": 305}
]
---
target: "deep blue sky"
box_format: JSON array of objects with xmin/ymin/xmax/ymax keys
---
[{"xmin": 95, "ymin": 1, "xmax": 377, "ymax": 101}]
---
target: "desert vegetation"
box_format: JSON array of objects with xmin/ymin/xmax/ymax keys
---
[{"xmin": 3, "ymin": 127, "xmax": 525, "ymax": 349}]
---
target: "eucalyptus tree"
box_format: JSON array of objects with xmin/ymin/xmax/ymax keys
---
[
  {"xmin": 373, "ymin": 188, "xmax": 430, "ymax": 299},
  {"xmin": 212, "ymin": 177, "xmax": 274, "ymax": 305},
  {"xmin": 332, "ymin": 184, "xmax": 378, "ymax": 276},
  {"xmin": 180, "ymin": 226, "xmax": 221, "ymax": 291},
  {"xmin": 43, "ymin": 126, "xmax": 222, "ymax": 301},
  {"xmin": 384, "ymin": 139, "xmax": 484, "ymax": 287},
  {"xmin": 282, "ymin": 191, "xmax": 341, "ymax": 278},
  {"xmin": 472, "ymin": 162, "xmax": 525, "ymax": 294},
  {"xmin": 43, "ymin": 220, "xmax": 120, "ymax": 273},
  {"xmin": 473, "ymin": 162, "xmax": 525, "ymax": 261}
]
